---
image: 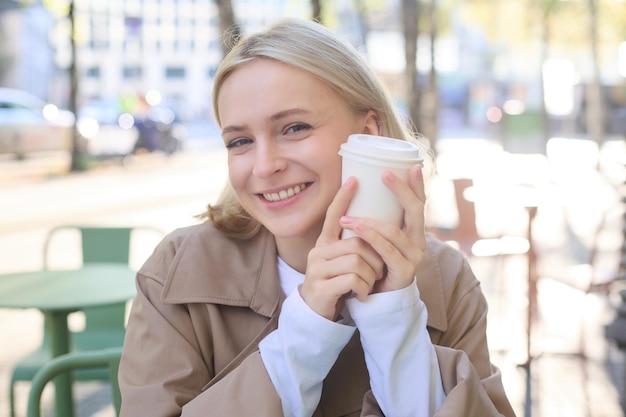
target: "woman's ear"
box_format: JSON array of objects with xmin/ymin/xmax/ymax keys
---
[{"xmin": 361, "ymin": 110, "xmax": 381, "ymax": 136}]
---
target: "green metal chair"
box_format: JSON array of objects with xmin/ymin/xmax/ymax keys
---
[
  {"xmin": 26, "ymin": 347, "xmax": 123, "ymax": 417},
  {"xmin": 9, "ymin": 225, "xmax": 162, "ymax": 417}
]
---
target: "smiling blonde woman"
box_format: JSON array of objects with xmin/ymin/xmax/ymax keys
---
[{"xmin": 119, "ymin": 18, "xmax": 516, "ymax": 417}]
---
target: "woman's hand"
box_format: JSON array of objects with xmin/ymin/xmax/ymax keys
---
[
  {"xmin": 301, "ymin": 177, "xmax": 385, "ymax": 321},
  {"xmin": 339, "ymin": 164, "xmax": 427, "ymax": 294}
]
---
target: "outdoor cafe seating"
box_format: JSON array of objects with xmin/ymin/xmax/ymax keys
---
[{"xmin": 4, "ymin": 224, "xmax": 163, "ymax": 417}]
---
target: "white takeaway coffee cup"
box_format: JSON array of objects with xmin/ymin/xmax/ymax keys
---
[{"xmin": 338, "ymin": 134, "xmax": 423, "ymax": 239}]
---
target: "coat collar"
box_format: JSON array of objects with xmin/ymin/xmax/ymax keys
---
[
  {"xmin": 160, "ymin": 224, "xmax": 448, "ymax": 332},
  {"xmin": 161, "ymin": 224, "xmax": 284, "ymax": 318}
]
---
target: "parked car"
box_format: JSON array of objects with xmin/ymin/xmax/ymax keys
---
[
  {"xmin": 0, "ymin": 88, "xmax": 75, "ymax": 159},
  {"xmin": 77, "ymin": 100, "xmax": 185, "ymax": 158},
  {"xmin": 77, "ymin": 100, "xmax": 138, "ymax": 157},
  {"xmin": 132, "ymin": 105, "xmax": 186, "ymax": 155}
]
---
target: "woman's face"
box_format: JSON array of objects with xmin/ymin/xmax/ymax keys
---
[{"xmin": 217, "ymin": 59, "xmax": 377, "ymax": 248}]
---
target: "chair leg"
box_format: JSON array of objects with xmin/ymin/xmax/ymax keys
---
[{"xmin": 9, "ymin": 377, "xmax": 17, "ymax": 417}]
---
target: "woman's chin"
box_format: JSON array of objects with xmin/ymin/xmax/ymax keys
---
[{"xmin": 266, "ymin": 220, "xmax": 322, "ymax": 244}]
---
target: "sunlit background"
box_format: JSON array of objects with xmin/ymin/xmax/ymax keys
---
[{"xmin": 1, "ymin": 1, "xmax": 626, "ymax": 416}]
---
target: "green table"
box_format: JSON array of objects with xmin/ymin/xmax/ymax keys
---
[{"xmin": 0, "ymin": 263, "xmax": 136, "ymax": 417}]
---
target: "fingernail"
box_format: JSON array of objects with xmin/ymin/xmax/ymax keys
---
[
  {"xmin": 383, "ymin": 170, "xmax": 397, "ymax": 183},
  {"xmin": 340, "ymin": 216, "xmax": 354, "ymax": 225}
]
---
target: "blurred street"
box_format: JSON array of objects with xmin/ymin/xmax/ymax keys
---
[{"xmin": 0, "ymin": 132, "xmax": 626, "ymax": 417}]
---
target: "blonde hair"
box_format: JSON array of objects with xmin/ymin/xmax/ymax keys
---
[{"xmin": 203, "ymin": 18, "xmax": 432, "ymax": 239}]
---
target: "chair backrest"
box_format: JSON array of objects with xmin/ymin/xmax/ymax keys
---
[
  {"xmin": 43, "ymin": 226, "xmax": 138, "ymax": 268},
  {"xmin": 448, "ymin": 178, "xmax": 481, "ymax": 255},
  {"xmin": 452, "ymin": 178, "xmax": 480, "ymax": 242},
  {"xmin": 42, "ymin": 225, "xmax": 164, "ymax": 330},
  {"xmin": 81, "ymin": 227, "xmax": 133, "ymax": 264},
  {"xmin": 26, "ymin": 347, "xmax": 123, "ymax": 417}
]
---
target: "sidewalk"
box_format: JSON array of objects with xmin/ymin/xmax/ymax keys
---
[{"xmin": 1, "ymin": 137, "xmax": 625, "ymax": 417}]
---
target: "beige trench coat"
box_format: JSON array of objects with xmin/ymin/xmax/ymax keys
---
[{"xmin": 119, "ymin": 222, "xmax": 516, "ymax": 417}]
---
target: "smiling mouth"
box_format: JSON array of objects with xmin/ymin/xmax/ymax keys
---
[{"xmin": 262, "ymin": 183, "xmax": 308, "ymax": 202}]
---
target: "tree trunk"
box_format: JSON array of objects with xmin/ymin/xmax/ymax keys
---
[
  {"xmin": 215, "ymin": 0, "xmax": 240, "ymax": 56},
  {"xmin": 586, "ymin": 0, "xmax": 605, "ymax": 148},
  {"xmin": 539, "ymin": 9, "xmax": 551, "ymax": 151},
  {"xmin": 402, "ymin": 0, "xmax": 421, "ymax": 135},
  {"xmin": 354, "ymin": 0, "xmax": 369, "ymax": 56},
  {"xmin": 420, "ymin": 0, "xmax": 438, "ymax": 151},
  {"xmin": 311, "ymin": 0, "xmax": 322, "ymax": 23},
  {"xmin": 68, "ymin": 0, "xmax": 83, "ymax": 171}
]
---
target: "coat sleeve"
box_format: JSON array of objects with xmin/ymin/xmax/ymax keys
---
[
  {"xmin": 360, "ymin": 253, "xmax": 516, "ymax": 417},
  {"xmin": 118, "ymin": 270, "xmax": 283, "ymax": 417},
  {"xmin": 429, "ymin": 256, "xmax": 516, "ymax": 417},
  {"xmin": 433, "ymin": 346, "xmax": 513, "ymax": 416}
]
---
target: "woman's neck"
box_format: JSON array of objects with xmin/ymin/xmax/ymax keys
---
[{"xmin": 275, "ymin": 235, "xmax": 316, "ymax": 274}]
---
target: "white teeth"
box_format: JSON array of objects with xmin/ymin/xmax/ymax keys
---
[{"xmin": 263, "ymin": 184, "xmax": 307, "ymax": 202}]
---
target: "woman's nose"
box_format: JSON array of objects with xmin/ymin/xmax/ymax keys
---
[{"xmin": 252, "ymin": 142, "xmax": 287, "ymax": 178}]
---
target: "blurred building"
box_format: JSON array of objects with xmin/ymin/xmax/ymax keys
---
[
  {"xmin": 0, "ymin": 3, "xmax": 56, "ymax": 102},
  {"xmin": 0, "ymin": 0, "xmax": 312, "ymax": 119},
  {"xmin": 75, "ymin": 0, "xmax": 310, "ymax": 119},
  {"xmin": 3, "ymin": 0, "xmax": 623, "ymax": 138}
]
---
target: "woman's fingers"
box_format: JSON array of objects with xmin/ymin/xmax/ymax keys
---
[
  {"xmin": 316, "ymin": 176, "xmax": 358, "ymax": 245},
  {"xmin": 302, "ymin": 248, "xmax": 381, "ymax": 319},
  {"xmin": 304, "ymin": 165, "xmax": 427, "ymax": 315},
  {"xmin": 303, "ymin": 176, "xmax": 395, "ymax": 320},
  {"xmin": 380, "ymin": 165, "xmax": 427, "ymax": 252},
  {"xmin": 338, "ymin": 165, "xmax": 427, "ymax": 293},
  {"xmin": 347, "ymin": 220, "xmax": 418, "ymax": 292}
]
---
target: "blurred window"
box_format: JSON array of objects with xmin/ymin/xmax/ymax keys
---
[
  {"xmin": 165, "ymin": 67, "xmax": 186, "ymax": 79},
  {"xmin": 86, "ymin": 67, "xmax": 101, "ymax": 78},
  {"xmin": 123, "ymin": 66, "xmax": 142, "ymax": 79},
  {"xmin": 125, "ymin": 16, "xmax": 142, "ymax": 38}
]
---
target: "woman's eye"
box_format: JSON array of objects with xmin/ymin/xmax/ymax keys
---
[
  {"xmin": 225, "ymin": 137, "xmax": 253, "ymax": 149},
  {"xmin": 285, "ymin": 123, "xmax": 311, "ymax": 135}
]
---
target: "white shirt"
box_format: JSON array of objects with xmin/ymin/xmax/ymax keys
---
[{"xmin": 259, "ymin": 257, "xmax": 446, "ymax": 417}]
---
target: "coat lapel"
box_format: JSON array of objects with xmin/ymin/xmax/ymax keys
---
[{"xmin": 160, "ymin": 224, "xmax": 283, "ymax": 318}]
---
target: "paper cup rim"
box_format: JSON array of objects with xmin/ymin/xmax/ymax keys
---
[{"xmin": 339, "ymin": 134, "xmax": 423, "ymax": 165}]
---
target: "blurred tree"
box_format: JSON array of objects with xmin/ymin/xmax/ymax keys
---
[
  {"xmin": 534, "ymin": 0, "xmax": 562, "ymax": 149},
  {"xmin": 0, "ymin": 2, "xmax": 19, "ymax": 110},
  {"xmin": 311, "ymin": 0, "xmax": 322, "ymax": 22},
  {"xmin": 0, "ymin": 0, "xmax": 20, "ymax": 12},
  {"xmin": 0, "ymin": 24, "xmax": 13, "ymax": 83},
  {"xmin": 353, "ymin": 0, "xmax": 370, "ymax": 56},
  {"xmin": 67, "ymin": 0, "xmax": 81, "ymax": 170},
  {"xmin": 458, "ymin": 0, "xmax": 623, "ymax": 145},
  {"xmin": 214, "ymin": 0, "xmax": 241, "ymax": 56},
  {"xmin": 402, "ymin": 0, "xmax": 422, "ymax": 139},
  {"xmin": 532, "ymin": 0, "xmax": 605, "ymax": 148},
  {"xmin": 402, "ymin": 0, "xmax": 440, "ymax": 151},
  {"xmin": 585, "ymin": 0, "xmax": 605, "ymax": 147},
  {"xmin": 0, "ymin": 0, "xmax": 84, "ymax": 169},
  {"xmin": 420, "ymin": 0, "xmax": 439, "ymax": 148},
  {"xmin": 41, "ymin": 0, "xmax": 83, "ymax": 170}
]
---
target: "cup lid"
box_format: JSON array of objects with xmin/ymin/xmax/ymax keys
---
[{"xmin": 339, "ymin": 134, "xmax": 423, "ymax": 164}]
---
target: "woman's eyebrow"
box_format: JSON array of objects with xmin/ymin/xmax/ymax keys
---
[
  {"xmin": 221, "ymin": 124, "xmax": 247, "ymax": 135},
  {"xmin": 221, "ymin": 108, "xmax": 311, "ymax": 135},
  {"xmin": 269, "ymin": 108, "xmax": 310, "ymax": 122}
]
